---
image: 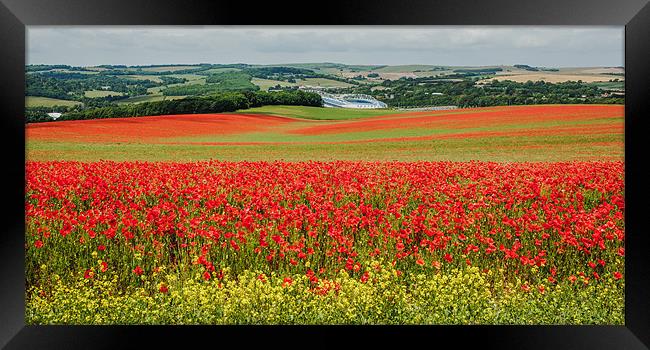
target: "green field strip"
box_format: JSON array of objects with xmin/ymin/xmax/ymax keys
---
[
  {"xmin": 84, "ymin": 90, "xmax": 125, "ymax": 98},
  {"xmin": 250, "ymin": 78, "xmax": 298, "ymax": 91},
  {"xmin": 26, "ymin": 97, "xmax": 82, "ymax": 108},
  {"xmin": 26, "ymin": 133, "xmax": 623, "ymax": 163},
  {"xmin": 236, "ymin": 105, "xmax": 407, "ymax": 120}
]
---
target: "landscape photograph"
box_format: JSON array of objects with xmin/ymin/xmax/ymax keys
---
[{"xmin": 24, "ymin": 26, "xmax": 624, "ymax": 324}]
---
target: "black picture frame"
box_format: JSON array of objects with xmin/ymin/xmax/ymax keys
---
[{"xmin": 1, "ymin": 0, "xmax": 649, "ymax": 348}]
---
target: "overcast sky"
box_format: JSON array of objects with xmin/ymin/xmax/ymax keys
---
[{"xmin": 27, "ymin": 26, "xmax": 624, "ymax": 67}]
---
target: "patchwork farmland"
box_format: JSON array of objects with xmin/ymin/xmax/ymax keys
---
[{"xmin": 26, "ymin": 104, "xmax": 624, "ymax": 162}]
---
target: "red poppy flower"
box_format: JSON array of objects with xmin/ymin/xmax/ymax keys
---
[
  {"xmin": 133, "ymin": 266, "xmax": 144, "ymax": 276},
  {"xmin": 84, "ymin": 269, "xmax": 94, "ymax": 279},
  {"xmin": 159, "ymin": 284, "xmax": 169, "ymax": 294},
  {"xmin": 34, "ymin": 240, "xmax": 43, "ymax": 249},
  {"xmin": 360, "ymin": 271, "xmax": 369, "ymax": 283},
  {"xmin": 100, "ymin": 261, "xmax": 108, "ymax": 273},
  {"xmin": 613, "ymin": 271, "xmax": 623, "ymax": 280},
  {"xmin": 282, "ymin": 277, "xmax": 293, "ymax": 287}
]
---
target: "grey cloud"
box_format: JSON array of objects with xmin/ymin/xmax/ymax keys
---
[{"xmin": 27, "ymin": 26, "xmax": 623, "ymax": 67}]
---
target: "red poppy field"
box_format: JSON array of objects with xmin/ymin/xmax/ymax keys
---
[
  {"xmin": 26, "ymin": 104, "xmax": 623, "ymax": 162},
  {"xmin": 25, "ymin": 105, "xmax": 625, "ymax": 324}
]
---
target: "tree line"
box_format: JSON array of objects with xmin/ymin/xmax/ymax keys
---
[
  {"xmin": 343, "ymin": 77, "xmax": 624, "ymax": 108},
  {"xmin": 26, "ymin": 90, "xmax": 322, "ymax": 123}
]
